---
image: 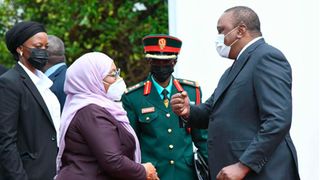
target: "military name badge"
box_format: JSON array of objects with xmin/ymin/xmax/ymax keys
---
[{"xmin": 141, "ymin": 107, "xmax": 155, "ymax": 114}]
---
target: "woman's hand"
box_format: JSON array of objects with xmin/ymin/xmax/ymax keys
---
[{"xmin": 143, "ymin": 162, "xmax": 159, "ymax": 180}]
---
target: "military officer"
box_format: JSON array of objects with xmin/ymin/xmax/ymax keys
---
[{"xmin": 122, "ymin": 34, "xmax": 208, "ymax": 180}]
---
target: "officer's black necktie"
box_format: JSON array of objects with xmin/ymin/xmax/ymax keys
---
[{"xmin": 162, "ymin": 89, "xmax": 169, "ymax": 108}]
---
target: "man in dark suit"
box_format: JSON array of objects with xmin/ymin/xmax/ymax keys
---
[
  {"xmin": 171, "ymin": 6, "xmax": 300, "ymax": 180},
  {"xmin": 0, "ymin": 21, "xmax": 60, "ymax": 180},
  {"xmin": 42, "ymin": 35, "xmax": 67, "ymax": 111}
]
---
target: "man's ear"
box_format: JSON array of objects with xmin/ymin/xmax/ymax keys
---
[
  {"xmin": 237, "ymin": 24, "xmax": 247, "ymax": 38},
  {"xmin": 173, "ymin": 60, "xmax": 177, "ymax": 66}
]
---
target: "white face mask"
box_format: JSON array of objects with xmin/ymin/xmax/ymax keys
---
[
  {"xmin": 215, "ymin": 26, "xmax": 239, "ymax": 58},
  {"xmin": 105, "ymin": 78, "xmax": 127, "ymax": 101},
  {"xmin": 215, "ymin": 34, "xmax": 231, "ymax": 58}
]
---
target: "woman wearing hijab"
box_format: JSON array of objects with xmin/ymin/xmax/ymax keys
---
[
  {"xmin": 0, "ymin": 21, "xmax": 60, "ymax": 179},
  {"xmin": 56, "ymin": 52, "xmax": 159, "ymax": 180}
]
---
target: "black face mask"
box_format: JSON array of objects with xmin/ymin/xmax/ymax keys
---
[
  {"xmin": 27, "ymin": 48, "xmax": 49, "ymax": 70},
  {"xmin": 151, "ymin": 64, "xmax": 174, "ymax": 83}
]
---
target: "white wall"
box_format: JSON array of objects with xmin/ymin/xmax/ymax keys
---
[{"xmin": 168, "ymin": 1, "xmax": 320, "ymax": 179}]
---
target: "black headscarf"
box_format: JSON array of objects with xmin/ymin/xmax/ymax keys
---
[{"xmin": 5, "ymin": 21, "xmax": 46, "ymax": 61}]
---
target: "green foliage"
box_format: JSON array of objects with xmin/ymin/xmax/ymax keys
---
[{"xmin": 0, "ymin": 0, "xmax": 168, "ymax": 84}]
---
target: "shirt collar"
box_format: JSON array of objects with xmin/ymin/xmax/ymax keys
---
[
  {"xmin": 45, "ymin": 62, "xmax": 66, "ymax": 76},
  {"xmin": 236, "ymin": 36, "xmax": 263, "ymax": 60},
  {"xmin": 151, "ymin": 75, "xmax": 173, "ymax": 99},
  {"xmin": 18, "ymin": 61, "xmax": 53, "ymax": 89}
]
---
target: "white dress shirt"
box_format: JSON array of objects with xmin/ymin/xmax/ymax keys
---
[
  {"xmin": 18, "ymin": 61, "xmax": 61, "ymax": 146},
  {"xmin": 237, "ymin": 36, "xmax": 263, "ymax": 60}
]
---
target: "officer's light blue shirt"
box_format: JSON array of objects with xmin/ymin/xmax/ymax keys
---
[
  {"xmin": 45, "ymin": 62, "xmax": 66, "ymax": 77},
  {"xmin": 151, "ymin": 75, "xmax": 173, "ymax": 99}
]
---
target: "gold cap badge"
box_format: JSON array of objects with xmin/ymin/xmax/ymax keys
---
[{"xmin": 158, "ymin": 38, "xmax": 166, "ymax": 49}]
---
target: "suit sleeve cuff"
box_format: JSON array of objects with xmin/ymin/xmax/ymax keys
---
[{"xmin": 239, "ymin": 156, "xmax": 268, "ymax": 174}]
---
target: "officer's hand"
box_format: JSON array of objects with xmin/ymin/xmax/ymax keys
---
[{"xmin": 170, "ymin": 91, "xmax": 190, "ymax": 118}]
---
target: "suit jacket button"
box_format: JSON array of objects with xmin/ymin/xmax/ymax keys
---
[
  {"xmin": 166, "ymin": 113, "xmax": 170, "ymax": 118},
  {"xmin": 169, "ymin": 160, "xmax": 174, "ymax": 165},
  {"xmin": 146, "ymin": 117, "xmax": 150, "ymax": 121},
  {"xmin": 168, "ymin": 128, "xmax": 172, "ymax": 133},
  {"xmin": 169, "ymin": 144, "xmax": 174, "ymax": 149}
]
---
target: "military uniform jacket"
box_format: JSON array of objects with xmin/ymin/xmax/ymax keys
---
[{"xmin": 122, "ymin": 75, "xmax": 208, "ymax": 180}]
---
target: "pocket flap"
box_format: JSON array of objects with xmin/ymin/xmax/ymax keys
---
[
  {"xmin": 229, "ymin": 140, "xmax": 251, "ymax": 150},
  {"xmin": 138, "ymin": 112, "xmax": 158, "ymax": 123},
  {"xmin": 20, "ymin": 152, "xmax": 38, "ymax": 160}
]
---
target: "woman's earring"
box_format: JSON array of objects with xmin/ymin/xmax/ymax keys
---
[{"xmin": 19, "ymin": 51, "xmax": 23, "ymax": 57}]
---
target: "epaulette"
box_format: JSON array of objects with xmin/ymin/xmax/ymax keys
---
[
  {"xmin": 176, "ymin": 78, "xmax": 200, "ymax": 88},
  {"xmin": 125, "ymin": 81, "xmax": 144, "ymax": 94},
  {"xmin": 177, "ymin": 78, "xmax": 201, "ymax": 105},
  {"xmin": 143, "ymin": 80, "xmax": 152, "ymax": 95}
]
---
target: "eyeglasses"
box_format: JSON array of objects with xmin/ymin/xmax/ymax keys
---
[{"xmin": 107, "ymin": 68, "xmax": 120, "ymax": 79}]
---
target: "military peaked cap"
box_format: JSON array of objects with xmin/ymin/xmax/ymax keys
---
[{"xmin": 142, "ymin": 34, "xmax": 182, "ymax": 60}]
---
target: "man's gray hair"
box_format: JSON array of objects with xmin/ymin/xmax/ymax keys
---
[
  {"xmin": 225, "ymin": 6, "xmax": 262, "ymax": 36},
  {"xmin": 47, "ymin": 35, "xmax": 65, "ymax": 56}
]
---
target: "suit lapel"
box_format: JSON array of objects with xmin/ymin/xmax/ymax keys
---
[
  {"xmin": 15, "ymin": 64, "xmax": 54, "ymax": 126},
  {"xmin": 212, "ymin": 38, "xmax": 265, "ymax": 108}
]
